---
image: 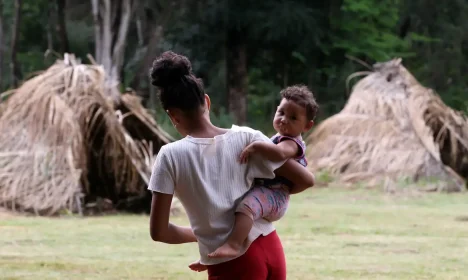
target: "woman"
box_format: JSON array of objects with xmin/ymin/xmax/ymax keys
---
[{"xmin": 147, "ymin": 51, "xmax": 315, "ymax": 280}]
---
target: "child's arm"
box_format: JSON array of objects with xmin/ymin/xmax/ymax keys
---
[{"xmin": 239, "ymin": 140, "xmax": 299, "ymax": 163}]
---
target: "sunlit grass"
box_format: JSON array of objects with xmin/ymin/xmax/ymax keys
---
[{"xmin": 1, "ymin": 186, "xmax": 467, "ymax": 279}]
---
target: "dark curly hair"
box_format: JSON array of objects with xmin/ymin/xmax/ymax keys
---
[
  {"xmin": 149, "ymin": 51, "xmax": 205, "ymax": 113},
  {"xmin": 280, "ymin": 85, "xmax": 318, "ymax": 121}
]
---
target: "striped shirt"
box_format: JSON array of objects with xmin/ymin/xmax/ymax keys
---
[{"xmin": 148, "ymin": 125, "xmax": 286, "ymax": 265}]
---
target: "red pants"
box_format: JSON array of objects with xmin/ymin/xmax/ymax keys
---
[{"xmin": 207, "ymin": 231, "xmax": 286, "ymax": 280}]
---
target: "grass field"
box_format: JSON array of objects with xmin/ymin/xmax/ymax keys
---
[{"xmin": 1, "ymin": 186, "xmax": 467, "ymax": 279}]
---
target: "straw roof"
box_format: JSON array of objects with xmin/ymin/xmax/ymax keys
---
[
  {"xmin": 0, "ymin": 54, "xmax": 174, "ymax": 215},
  {"xmin": 306, "ymin": 58, "xmax": 468, "ymax": 191}
]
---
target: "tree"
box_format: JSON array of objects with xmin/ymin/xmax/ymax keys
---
[
  {"xmin": 56, "ymin": 0, "xmax": 69, "ymax": 53},
  {"xmin": 0, "ymin": 0, "xmax": 3, "ymax": 90},
  {"xmin": 91, "ymin": 0, "xmax": 135, "ymax": 83},
  {"xmin": 226, "ymin": 0, "xmax": 318, "ymax": 124},
  {"xmin": 10, "ymin": 0, "xmax": 21, "ymax": 87},
  {"xmin": 401, "ymin": 0, "xmax": 468, "ymax": 110},
  {"xmin": 226, "ymin": 27, "xmax": 248, "ymax": 124},
  {"xmin": 129, "ymin": 1, "xmax": 175, "ymax": 96}
]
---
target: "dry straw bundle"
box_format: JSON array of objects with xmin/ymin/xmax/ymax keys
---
[
  {"xmin": 307, "ymin": 58, "xmax": 468, "ymax": 191},
  {"xmin": 0, "ymin": 54, "xmax": 173, "ymax": 215}
]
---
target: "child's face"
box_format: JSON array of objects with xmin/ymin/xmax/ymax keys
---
[{"xmin": 273, "ymin": 99, "xmax": 313, "ymax": 137}]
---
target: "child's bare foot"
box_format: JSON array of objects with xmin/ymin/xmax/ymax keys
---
[
  {"xmin": 208, "ymin": 242, "xmax": 241, "ymax": 258},
  {"xmin": 188, "ymin": 260, "xmax": 207, "ymax": 272}
]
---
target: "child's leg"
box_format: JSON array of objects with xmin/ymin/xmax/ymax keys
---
[
  {"xmin": 207, "ymin": 213, "xmax": 253, "ymax": 257},
  {"xmin": 207, "ymin": 190, "xmax": 259, "ymax": 259},
  {"xmin": 262, "ymin": 186, "xmax": 290, "ymax": 222},
  {"xmin": 208, "ymin": 186, "xmax": 289, "ymax": 259},
  {"xmin": 237, "ymin": 185, "xmax": 289, "ymax": 222}
]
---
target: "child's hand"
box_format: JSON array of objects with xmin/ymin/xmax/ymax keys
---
[
  {"xmin": 188, "ymin": 260, "xmax": 207, "ymax": 272},
  {"xmin": 239, "ymin": 143, "xmax": 256, "ymax": 164}
]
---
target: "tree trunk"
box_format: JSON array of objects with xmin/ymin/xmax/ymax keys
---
[
  {"xmin": 56, "ymin": 0, "xmax": 69, "ymax": 53},
  {"xmin": 0, "ymin": 0, "xmax": 3, "ymax": 90},
  {"xmin": 10, "ymin": 0, "xmax": 22, "ymax": 88},
  {"xmin": 129, "ymin": 3, "xmax": 175, "ymax": 97},
  {"xmin": 130, "ymin": 25, "xmax": 163, "ymax": 95},
  {"xmin": 47, "ymin": 2, "xmax": 54, "ymax": 51},
  {"xmin": 283, "ymin": 62, "xmax": 289, "ymax": 88},
  {"xmin": 226, "ymin": 29, "xmax": 248, "ymax": 124},
  {"xmin": 110, "ymin": 0, "xmax": 132, "ymax": 80},
  {"xmin": 135, "ymin": 14, "xmax": 144, "ymax": 46},
  {"xmin": 100, "ymin": 0, "xmax": 112, "ymax": 75},
  {"xmin": 91, "ymin": 0, "xmax": 134, "ymax": 82},
  {"xmin": 91, "ymin": 0, "xmax": 102, "ymax": 63}
]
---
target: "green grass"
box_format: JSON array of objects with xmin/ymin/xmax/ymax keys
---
[{"xmin": 1, "ymin": 186, "xmax": 467, "ymax": 279}]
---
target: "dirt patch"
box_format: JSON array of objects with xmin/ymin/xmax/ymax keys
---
[
  {"xmin": 455, "ymin": 215, "xmax": 468, "ymax": 222},
  {"xmin": 0, "ymin": 207, "xmax": 16, "ymax": 219},
  {"xmin": 344, "ymin": 242, "xmax": 389, "ymax": 248},
  {"xmin": 385, "ymin": 248, "xmax": 420, "ymax": 254}
]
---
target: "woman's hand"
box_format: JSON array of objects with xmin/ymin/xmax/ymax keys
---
[
  {"xmin": 149, "ymin": 192, "xmax": 197, "ymax": 244},
  {"xmin": 274, "ymin": 159, "xmax": 315, "ymax": 194}
]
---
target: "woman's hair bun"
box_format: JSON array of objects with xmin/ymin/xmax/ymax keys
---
[{"xmin": 149, "ymin": 51, "xmax": 192, "ymax": 88}]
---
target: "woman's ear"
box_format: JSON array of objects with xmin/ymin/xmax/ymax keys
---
[
  {"xmin": 166, "ymin": 110, "xmax": 179, "ymax": 127},
  {"xmin": 204, "ymin": 94, "xmax": 211, "ymax": 111}
]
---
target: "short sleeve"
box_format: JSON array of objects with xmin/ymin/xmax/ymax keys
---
[
  {"xmin": 247, "ymin": 131, "xmax": 287, "ymax": 179},
  {"xmin": 147, "ymin": 146, "xmax": 176, "ymax": 194},
  {"xmin": 277, "ymin": 135, "xmax": 305, "ymax": 158}
]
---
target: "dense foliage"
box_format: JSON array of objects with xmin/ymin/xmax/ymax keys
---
[{"xmin": 0, "ymin": 0, "xmax": 467, "ymax": 135}]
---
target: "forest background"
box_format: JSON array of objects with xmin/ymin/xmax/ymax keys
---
[{"xmin": 0, "ymin": 0, "xmax": 466, "ymax": 136}]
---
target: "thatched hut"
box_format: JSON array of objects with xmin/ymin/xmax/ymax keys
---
[
  {"xmin": 0, "ymin": 54, "xmax": 175, "ymax": 215},
  {"xmin": 306, "ymin": 58, "xmax": 468, "ymax": 191}
]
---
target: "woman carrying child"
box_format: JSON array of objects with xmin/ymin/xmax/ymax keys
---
[{"xmin": 147, "ymin": 51, "xmax": 316, "ymax": 280}]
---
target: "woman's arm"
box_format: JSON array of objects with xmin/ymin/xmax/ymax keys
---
[
  {"xmin": 274, "ymin": 159, "xmax": 315, "ymax": 194},
  {"xmin": 247, "ymin": 130, "xmax": 314, "ymax": 193},
  {"xmin": 149, "ymin": 191, "xmax": 197, "ymax": 244},
  {"xmin": 147, "ymin": 146, "xmax": 196, "ymax": 244}
]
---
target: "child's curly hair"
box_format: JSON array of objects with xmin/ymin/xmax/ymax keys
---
[{"xmin": 280, "ymin": 85, "xmax": 318, "ymax": 121}]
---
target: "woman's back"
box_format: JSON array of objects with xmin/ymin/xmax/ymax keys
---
[
  {"xmin": 148, "ymin": 125, "xmax": 284, "ymax": 265},
  {"xmin": 146, "ymin": 51, "xmax": 315, "ymax": 279}
]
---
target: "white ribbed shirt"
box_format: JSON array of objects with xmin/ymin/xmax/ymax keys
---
[{"xmin": 147, "ymin": 125, "xmax": 286, "ymax": 265}]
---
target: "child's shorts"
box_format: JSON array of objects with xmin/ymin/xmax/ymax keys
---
[{"xmin": 236, "ymin": 185, "xmax": 290, "ymax": 222}]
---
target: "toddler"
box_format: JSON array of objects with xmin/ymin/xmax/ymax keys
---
[{"xmin": 189, "ymin": 85, "xmax": 318, "ymax": 272}]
